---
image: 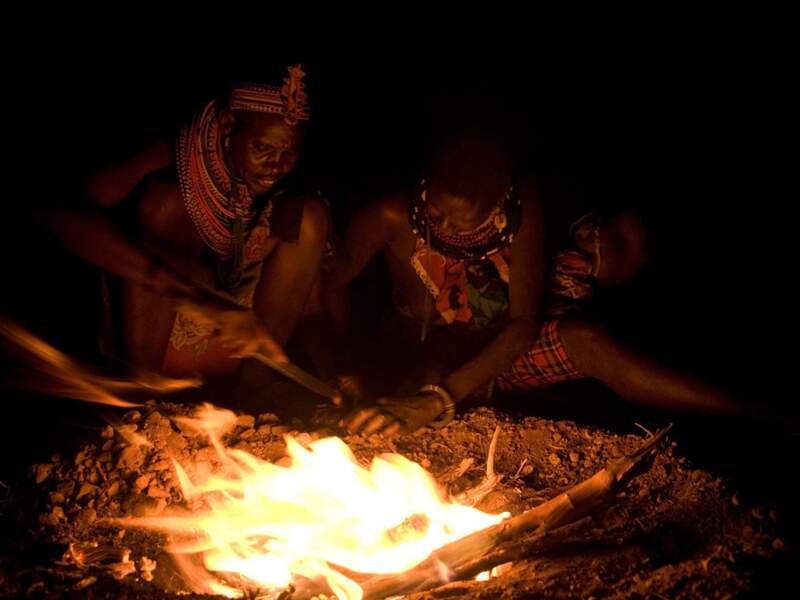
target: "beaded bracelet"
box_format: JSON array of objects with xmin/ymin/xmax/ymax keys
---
[{"xmin": 419, "ymin": 384, "xmax": 456, "ymax": 428}]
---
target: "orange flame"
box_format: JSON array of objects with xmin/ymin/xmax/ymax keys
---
[
  {"xmin": 121, "ymin": 404, "xmax": 506, "ymax": 599},
  {"xmin": 0, "ymin": 317, "xmax": 200, "ymax": 408}
]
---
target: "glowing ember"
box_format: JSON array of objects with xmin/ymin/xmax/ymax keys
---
[{"xmin": 120, "ymin": 404, "xmax": 506, "ymax": 599}]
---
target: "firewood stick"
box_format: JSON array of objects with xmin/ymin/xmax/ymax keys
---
[{"xmin": 352, "ymin": 424, "xmax": 672, "ymax": 600}]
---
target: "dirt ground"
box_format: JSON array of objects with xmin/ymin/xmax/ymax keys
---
[{"xmin": 0, "ymin": 399, "xmax": 793, "ymax": 599}]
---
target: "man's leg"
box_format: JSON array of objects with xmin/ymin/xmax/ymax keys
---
[
  {"xmin": 557, "ymin": 317, "xmax": 745, "ymax": 414},
  {"xmin": 122, "ymin": 280, "xmax": 176, "ymax": 371}
]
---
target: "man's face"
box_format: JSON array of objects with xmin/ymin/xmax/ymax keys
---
[
  {"xmin": 226, "ymin": 112, "xmax": 304, "ymax": 197},
  {"xmin": 426, "ymin": 186, "xmax": 493, "ymax": 235}
]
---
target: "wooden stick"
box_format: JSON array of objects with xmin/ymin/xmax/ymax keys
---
[
  {"xmin": 353, "ymin": 424, "xmax": 672, "ymax": 600},
  {"xmin": 250, "ymin": 352, "xmax": 342, "ymax": 405}
]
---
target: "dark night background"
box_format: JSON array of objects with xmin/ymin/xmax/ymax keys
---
[{"xmin": 0, "ymin": 25, "xmax": 795, "ymax": 561}]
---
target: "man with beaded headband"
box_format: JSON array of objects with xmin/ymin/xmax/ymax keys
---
[
  {"xmin": 333, "ymin": 130, "xmax": 745, "ymax": 437},
  {"xmin": 44, "ymin": 65, "xmax": 330, "ymax": 391}
]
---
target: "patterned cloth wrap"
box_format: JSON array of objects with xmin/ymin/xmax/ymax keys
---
[{"xmin": 409, "ymin": 194, "xmax": 603, "ymax": 390}]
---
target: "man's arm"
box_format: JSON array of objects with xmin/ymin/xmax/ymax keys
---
[
  {"xmin": 82, "ymin": 139, "xmax": 173, "ymax": 207},
  {"xmin": 345, "ymin": 180, "xmax": 548, "ymax": 437},
  {"xmin": 443, "ymin": 178, "xmax": 546, "ymax": 401},
  {"xmin": 330, "ymin": 194, "xmax": 405, "ymax": 287}
]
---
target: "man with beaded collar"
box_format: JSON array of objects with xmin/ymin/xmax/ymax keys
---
[
  {"xmin": 46, "ymin": 65, "xmax": 330, "ymax": 387},
  {"xmin": 334, "ymin": 131, "xmax": 745, "ymax": 437}
]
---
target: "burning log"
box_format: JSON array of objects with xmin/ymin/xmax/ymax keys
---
[{"xmin": 349, "ymin": 425, "xmax": 672, "ymax": 600}]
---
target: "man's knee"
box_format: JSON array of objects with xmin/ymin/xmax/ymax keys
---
[
  {"xmin": 298, "ymin": 196, "xmax": 331, "ymax": 248},
  {"xmin": 558, "ymin": 318, "xmax": 610, "ymax": 348},
  {"xmin": 596, "ymin": 212, "xmax": 649, "ymax": 286}
]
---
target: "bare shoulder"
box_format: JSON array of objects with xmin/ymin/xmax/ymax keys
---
[
  {"xmin": 297, "ymin": 195, "xmax": 332, "ymax": 242},
  {"xmin": 136, "ymin": 174, "xmax": 188, "ymax": 238},
  {"xmin": 366, "ymin": 191, "xmax": 412, "ymax": 234},
  {"xmin": 83, "ymin": 139, "xmax": 174, "ymax": 207}
]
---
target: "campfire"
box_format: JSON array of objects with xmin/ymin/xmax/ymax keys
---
[
  {"xmin": 0, "ymin": 320, "xmax": 786, "ymax": 600},
  {"xmin": 14, "ymin": 395, "xmax": 727, "ymax": 600},
  {"xmin": 117, "ymin": 403, "xmax": 506, "ymax": 599}
]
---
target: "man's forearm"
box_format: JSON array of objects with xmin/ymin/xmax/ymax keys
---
[{"xmin": 443, "ymin": 317, "xmax": 542, "ymax": 402}]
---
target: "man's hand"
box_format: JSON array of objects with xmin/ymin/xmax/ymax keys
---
[
  {"xmin": 179, "ymin": 301, "xmax": 287, "ymax": 363},
  {"xmin": 342, "ymin": 393, "xmax": 444, "ymax": 438}
]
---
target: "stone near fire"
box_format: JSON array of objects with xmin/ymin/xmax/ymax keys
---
[
  {"xmin": 167, "ymin": 432, "xmax": 187, "ymax": 452},
  {"xmin": 549, "ymin": 453, "xmax": 561, "ymax": 466},
  {"xmin": 131, "ymin": 497, "xmax": 167, "ymax": 517},
  {"xmin": 147, "ymin": 484, "xmax": 171, "ymax": 498},
  {"xmin": 258, "ymin": 412, "xmax": 280, "ymax": 425},
  {"xmin": 134, "ymin": 474, "xmax": 151, "ymax": 491},
  {"xmin": 150, "ymin": 459, "xmax": 171, "ymax": 471},
  {"xmin": 79, "ymin": 508, "xmax": 97, "ymax": 526},
  {"xmin": 33, "ymin": 463, "xmax": 54, "ymax": 484},
  {"xmin": 77, "ymin": 483, "xmax": 99, "ymax": 500},
  {"xmin": 117, "ymin": 446, "xmax": 144, "ymax": 471},
  {"xmin": 106, "ymin": 481, "xmax": 121, "ymax": 498},
  {"xmin": 236, "ymin": 414, "xmax": 256, "ymax": 429},
  {"xmin": 101, "ymin": 426, "xmax": 114, "ymax": 439},
  {"xmin": 123, "ymin": 410, "xmax": 141, "ymax": 424}
]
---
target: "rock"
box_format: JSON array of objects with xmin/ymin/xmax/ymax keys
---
[
  {"xmin": 39, "ymin": 512, "xmax": 60, "ymax": 527},
  {"xmin": 77, "ymin": 483, "xmax": 99, "ymax": 500},
  {"xmin": 101, "ymin": 426, "xmax": 114, "ymax": 439},
  {"xmin": 145, "ymin": 411, "xmax": 163, "ymax": 427},
  {"xmin": 272, "ymin": 426, "xmax": 292, "ymax": 436},
  {"xmin": 134, "ymin": 475, "xmax": 151, "ymax": 491},
  {"xmin": 552, "ymin": 432, "xmax": 563, "ymax": 442},
  {"xmin": 98, "ymin": 452, "xmax": 113, "ymax": 463},
  {"xmin": 102, "ymin": 440, "xmax": 114, "ymax": 452},
  {"xmin": 257, "ymin": 425, "xmax": 273, "ymax": 435},
  {"xmin": 420, "ymin": 457, "xmax": 431, "ymax": 469},
  {"xmin": 117, "ymin": 446, "xmax": 144, "ymax": 471},
  {"xmin": 107, "ymin": 481, "xmax": 121, "ymax": 498},
  {"xmin": 33, "ymin": 463, "xmax": 54, "ymax": 484},
  {"xmin": 276, "ymin": 456, "xmax": 293, "ymax": 468},
  {"xmin": 74, "ymin": 449, "xmax": 90, "ymax": 466},
  {"xmin": 147, "ymin": 484, "xmax": 171, "ymax": 498},
  {"xmin": 123, "ymin": 410, "xmax": 142, "ymax": 424},
  {"xmin": 240, "ymin": 429, "xmax": 256, "ymax": 440},
  {"xmin": 49, "ymin": 492, "xmax": 65, "ymax": 505},
  {"xmin": 79, "ymin": 508, "xmax": 97, "ymax": 526},
  {"xmin": 236, "ymin": 415, "xmax": 256, "ymax": 429},
  {"xmin": 549, "ymin": 453, "xmax": 561, "ymax": 466},
  {"xmin": 52, "ymin": 506, "xmax": 66, "ymax": 521},
  {"xmin": 521, "ymin": 464, "xmax": 534, "ymax": 476},
  {"xmin": 167, "ymin": 433, "xmax": 187, "ymax": 452},
  {"xmin": 87, "ymin": 471, "xmax": 100, "ymax": 485},
  {"xmin": 258, "ymin": 413, "xmax": 280, "ymax": 425},
  {"xmin": 772, "ymin": 538, "xmax": 788, "ymax": 552},
  {"xmin": 131, "ymin": 497, "xmax": 168, "ymax": 517},
  {"xmin": 569, "ymin": 451, "xmax": 580, "ymax": 464},
  {"xmin": 57, "ymin": 480, "xmax": 76, "ymax": 498}
]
